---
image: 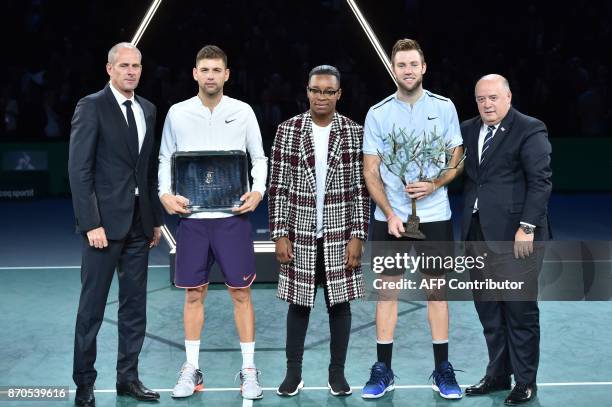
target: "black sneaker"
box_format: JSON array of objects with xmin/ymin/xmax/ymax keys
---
[
  {"xmin": 276, "ymin": 372, "xmax": 304, "ymax": 397},
  {"xmin": 328, "ymin": 369, "xmax": 352, "ymax": 396}
]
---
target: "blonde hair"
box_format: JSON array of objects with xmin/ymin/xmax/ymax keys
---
[
  {"xmin": 107, "ymin": 42, "xmax": 141, "ymax": 64},
  {"xmin": 391, "ymin": 38, "xmax": 425, "ymax": 65}
]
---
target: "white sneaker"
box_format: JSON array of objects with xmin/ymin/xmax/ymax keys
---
[
  {"xmin": 238, "ymin": 367, "xmax": 263, "ymax": 399},
  {"xmin": 172, "ymin": 362, "xmax": 203, "ymax": 398}
]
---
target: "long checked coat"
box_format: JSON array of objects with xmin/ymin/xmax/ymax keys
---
[{"xmin": 268, "ymin": 111, "xmax": 370, "ymax": 308}]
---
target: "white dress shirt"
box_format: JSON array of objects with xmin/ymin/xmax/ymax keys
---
[
  {"xmin": 312, "ymin": 122, "xmax": 331, "ymax": 238},
  {"xmin": 109, "ymin": 82, "xmax": 146, "ymax": 195},
  {"xmin": 473, "ymin": 122, "xmax": 499, "ymax": 211},
  {"xmin": 158, "ymin": 95, "xmax": 268, "ymax": 219}
]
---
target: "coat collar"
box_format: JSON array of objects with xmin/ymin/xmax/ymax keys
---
[
  {"xmin": 299, "ymin": 111, "xmax": 343, "ymax": 193},
  {"xmin": 102, "ymin": 84, "xmax": 149, "ymax": 165}
]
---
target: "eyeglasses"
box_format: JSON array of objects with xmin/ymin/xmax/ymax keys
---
[{"xmin": 307, "ymin": 87, "xmax": 340, "ymax": 97}]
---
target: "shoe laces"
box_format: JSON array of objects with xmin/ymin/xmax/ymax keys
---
[
  {"xmin": 177, "ymin": 364, "xmax": 197, "ymax": 385},
  {"xmin": 366, "ymin": 364, "xmax": 396, "ymax": 385},
  {"xmin": 430, "ymin": 364, "xmax": 464, "ymax": 386},
  {"xmin": 236, "ymin": 368, "xmax": 260, "ymax": 385}
]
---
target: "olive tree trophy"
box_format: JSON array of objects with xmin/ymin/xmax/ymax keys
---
[{"xmin": 377, "ymin": 126, "xmax": 465, "ymax": 239}]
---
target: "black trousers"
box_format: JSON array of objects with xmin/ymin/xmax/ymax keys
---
[
  {"xmin": 285, "ymin": 238, "xmax": 352, "ymax": 373},
  {"xmin": 372, "ymin": 219, "xmax": 453, "ymax": 301},
  {"xmin": 468, "ymin": 213, "xmax": 540, "ymax": 384},
  {"xmin": 73, "ymin": 200, "xmax": 150, "ymax": 386}
]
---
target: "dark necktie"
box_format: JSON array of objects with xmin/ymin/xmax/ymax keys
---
[
  {"xmin": 480, "ymin": 125, "xmax": 496, "ymax": 165},
  {"xmin": 123, "ymin": 100, "xmax": 139, "ymax": 161}
]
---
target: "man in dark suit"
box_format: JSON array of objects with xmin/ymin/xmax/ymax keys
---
[
  {"xmin": 461, "ymin": 74, "xmax": 552, "ymax": 405},
  {"xmin": 68, "ymin": 42, "xmax": 163, "ymax": 406}
]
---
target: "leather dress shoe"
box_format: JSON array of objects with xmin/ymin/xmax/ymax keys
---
[
  {"xmin": 116, "ymin": 380, "xmax": 160, "ymax": 401},
  {"xmin": 504, "ymin": 383, "xmax": 537, "ymax": 405},
  {"xmin": 465, "ymin": 375, "xmax": 511, "ymax": 396},
  {"xmin": 75, "ymin": 384, "xmax": 95, "ymax": 406}
]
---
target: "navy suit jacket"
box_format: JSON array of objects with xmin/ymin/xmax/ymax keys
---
[
  {"xmin": 68, "ymin": 84, "xmax": 163, "ymax": 240},
  {"xmin": 460, "ymin": 107, "xmax": 552, "ymax": 242}
]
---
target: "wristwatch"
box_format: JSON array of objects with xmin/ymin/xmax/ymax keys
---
[{"xmin": 520, "ymin": 224, "xmax": 535, "ymax": 234}]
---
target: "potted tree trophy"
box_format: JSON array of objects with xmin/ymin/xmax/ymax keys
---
[{"xmin": 377, "ymin": 126, "xmax": 465, "ymax": 239}]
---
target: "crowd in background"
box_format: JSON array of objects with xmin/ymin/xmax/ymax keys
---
[{"xmin": 1, "ymin": 0, "xmax": 610, "ymax": 146}]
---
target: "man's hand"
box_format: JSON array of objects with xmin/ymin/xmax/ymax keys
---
[
  {"xmin": 405, "ymin": 181, "xmax": 436, "ymax": 200},
  {"xmin": 87, "ymin": 227, "xmax": 108, "ymax": 249},
  {"xmin": 275, "ymin": 237, "xmax": 294, "ymax": 264},
  {"xmin": 149, "ymin": 227, "xmax": 161, "ymax": 248},
  {"xmin": 160, "ymin": 193, "xmax": 191, "ymax": 215},
  {"xmin": 232, "ymin": 191, "xmax": 263, "ymax": 214},
  {"xmin": 514, "ymin": 227, "xmax": 534, "ymax": 259},
  {"xmin": 345, "ymin": 238, "xmax": 363, "ymax": 270},
  {"xmin": 387, "ymin": 214, "xmax": 405, "ymax": 238}
]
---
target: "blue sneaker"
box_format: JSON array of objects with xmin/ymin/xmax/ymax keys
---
[
  {"xmin": 361, "ymin": 362, "xmax": 395, "ymax": 399},
  {"xmin": 430, "ymin": 361, "xmax": 463, "ymax": 399}
]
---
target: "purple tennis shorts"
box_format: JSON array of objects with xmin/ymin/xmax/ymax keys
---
[{"xmin": 174, "ymin": 215, "xmax": 256, "ymax": 288}]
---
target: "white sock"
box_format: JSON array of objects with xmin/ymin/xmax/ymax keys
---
[
  {"xmin": 240, "ymin": 342, "xmax": 255, "ymax": 369},
  {"xmin": 185, "ymin": 340, "xmax": 201, "ymax": 369}
]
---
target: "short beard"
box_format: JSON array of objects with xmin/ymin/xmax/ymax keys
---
[
  {"xmin": 396, "ymin": 75, "xmax": 422, "ymax": 95},
  {"xmin": 201, "ymin": 84, "xmax": 222, "ymax": 97}
]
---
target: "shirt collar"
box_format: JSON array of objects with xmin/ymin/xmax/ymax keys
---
[
  {"xmin": 481, "ymin": 121, "xmax": 500, "ymax": 132},
  {"xmin": 393, "ymin": 88, "xmax": 426, "ymax": 107},
  {"xmin": 193, "ymin": 94, "xmax": 226, "ymax": 110},
  {"xmin": 109, "ymin": 82, "xmax": 135, "ymax": 106}
]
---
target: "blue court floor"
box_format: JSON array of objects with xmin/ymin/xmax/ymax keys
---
[{"xmin": 0, "ymin": 194, "xmax": 611, "ymax": 406}]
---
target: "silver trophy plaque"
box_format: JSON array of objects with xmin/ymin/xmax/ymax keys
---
[{"xmin": 171, "ymin": 150, "xmax": 249, "ymax": 212}]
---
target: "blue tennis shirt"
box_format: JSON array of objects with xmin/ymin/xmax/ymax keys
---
[{"xmin": 363, "ymin": 90, "xmax": 463, "ymax": 223}]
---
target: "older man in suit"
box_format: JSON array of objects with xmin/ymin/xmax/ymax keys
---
[
  {"xmin": 461, "ymin": 74, "xmax": 552, "ymax": 405},
  {"xmin": 268, "ymin": 65, "xmax": 369, "ymax": 397},
  {"xmin": 68, "ymin": 42, "xmax": 163, "ymax": 406}
]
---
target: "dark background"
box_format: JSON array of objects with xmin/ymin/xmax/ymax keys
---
[
  {"xmin": 0, "ymin": 0, "xmax": 610, "ymax": 270},
  {"xmin": 0, "ymin": 0, "xmax": 610, "ymax": 197}
]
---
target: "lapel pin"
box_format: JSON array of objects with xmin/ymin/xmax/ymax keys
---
[{"xmin": 501, "ymin": 127, "xmax": 505, "ymax": 132}]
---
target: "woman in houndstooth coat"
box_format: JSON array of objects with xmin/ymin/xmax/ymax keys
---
[
  {"xmin": 268, "ymin": 65, "xmax": 370, "ymax": 396},
  {"xmin": 268, "ymin": 108, "xmax": 369, "ymax": 307}
]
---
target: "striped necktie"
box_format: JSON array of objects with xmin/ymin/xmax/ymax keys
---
[{"xmin": 480, "ymin": 125, "xmax": 496, "ymax": 165}]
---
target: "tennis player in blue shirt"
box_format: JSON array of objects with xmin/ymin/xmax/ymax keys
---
[{"xmin": 361, "ymin": 38, "xmax": 465, "ymax": 400}]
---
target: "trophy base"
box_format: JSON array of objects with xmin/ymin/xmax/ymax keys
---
[
  {"xmin": 401, "ymin": 215, "xmax": 427, "ymax": 240},
  {"xmin": 186, "ymin": 200, "xmax": 243, "ymax": 212}
]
